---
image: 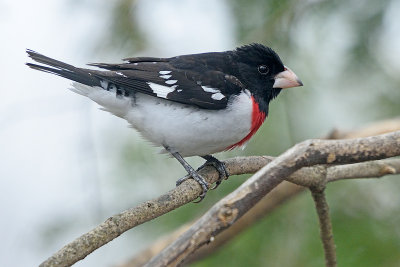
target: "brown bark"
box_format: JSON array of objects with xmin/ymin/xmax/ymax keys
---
[
  {"xmin": 144, "ymin": 131, "xmax": 400, "ymax": 267},
  {"xmin": 39, "ymin": 119, "xmax": 400, "ymax": 267}
]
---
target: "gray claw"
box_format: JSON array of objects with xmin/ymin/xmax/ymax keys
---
[
  {"xmin": 176, "ymin": 174, "xmax": 190, "ymax": 186},
  {"xmin": 200, "ymin": 156, "xmax": 229, "ymax": 190},
  {"xmin": 176, "ymin": 171, "xmax": 209, "ymax": 203}
]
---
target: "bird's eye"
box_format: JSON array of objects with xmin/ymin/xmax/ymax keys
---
[{"xmin": 258, "ymin": 65, "xmax": 269, "ymax": 75}]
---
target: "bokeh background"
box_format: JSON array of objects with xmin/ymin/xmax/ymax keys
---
[{"xmin": 1, "ymin": 0, "xmax": 400, "ymax": 266}]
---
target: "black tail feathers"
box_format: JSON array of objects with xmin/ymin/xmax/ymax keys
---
[{"xmin": 26, "ymin": 50, "xmax": 101, "ymax": 87}]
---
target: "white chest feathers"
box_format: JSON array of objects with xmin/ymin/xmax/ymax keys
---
[{"xmin": 71, "ymin": 83, "xmax": 253, "ymax": 157}]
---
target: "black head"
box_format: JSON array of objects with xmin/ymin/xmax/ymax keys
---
[{"xmin": 232, "ymin": 43, "xmax": 302, "ymax": 110}]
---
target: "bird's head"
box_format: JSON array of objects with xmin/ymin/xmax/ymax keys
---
[{"xmin": 233, "ymin": 43, "xmax": 303, "ymax": 102}]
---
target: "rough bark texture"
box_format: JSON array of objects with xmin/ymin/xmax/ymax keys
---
[
  {"xmin": 145, "ymin": 132, "xmax": 400, "ymax": 267},
  {"xmin": 117, "ymin": 182, "xmax": 303, "ymax": 267},
  {"xmin": 39, "ymin": 156, "xmax": 274, "ymax": 267},
  {"xmin": 39, "ymin": 127, "xmax": 400, "ymax": 267},
  {"xmin": 119, "ymin": 158, "xmax": 400, "ymax": 267}
]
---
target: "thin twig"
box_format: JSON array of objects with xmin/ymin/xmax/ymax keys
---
[
  {"xmin": 326, "ymin": 158, "xmax": 399, "ymax": 182},
  {"xmin": 310, "ymin": 187, "xmax": 337, "ymax": 267}
]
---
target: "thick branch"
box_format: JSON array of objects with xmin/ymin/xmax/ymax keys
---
[
  {"xmin": 119, "ymin": 158, "xmax": 400, "ymax": 267},
  {"xmin": 117, "ymin": 182, "xmax": 303, "ymax": 267},
  {"xmin": 40, "ymin": 123, "xmax": 400, "ymax": 267},
  {"xmin": 145, "ymin": 131, "xmax": 400, "ymax": 266},
  {"xmin": 40, "ymin": 154, "xmax": 400, "ymax": 267},
  {"xmin": 39, "ymin": 156, "xmax": 274, "ymax": 267}
]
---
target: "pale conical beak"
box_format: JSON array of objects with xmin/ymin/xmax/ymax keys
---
[{"xmin": 273, "ymin": 66, "xmax": 303, "ymax": 89}]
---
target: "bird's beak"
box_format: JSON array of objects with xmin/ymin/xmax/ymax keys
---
[{"xmin": 273, "ymin": 66, "xmax": 303, "ymax": 89}]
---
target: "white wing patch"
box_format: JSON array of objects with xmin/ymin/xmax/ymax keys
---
[
  {"xmin": 165, "ymin": 80, "xmax": 177, "ymax": 85},
  {"xmin": 211, "ymin": 93, "xmax": 225, "ymax": 100},
  {"xmin": 147, "ymin": 82, "xmax": 177, "ymax": 98},
  {"xmin": 201, "ymin": 86, "xmax": 220, "ymax": 93},
  {"xmin": 201, "ymin": 86, "xmax": 225, "ymax": 101},
  {"xmin": 160, "ymin": 74, "xmax": 172, "ymax": 79},
  {"xmin": 159, "ymin": 70, "xmax": 171, "ymax": 75}
]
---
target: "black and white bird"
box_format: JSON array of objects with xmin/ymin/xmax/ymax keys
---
[{"xmin": 26, "ymin": 44, "xmax": 302, "ymax": 201}]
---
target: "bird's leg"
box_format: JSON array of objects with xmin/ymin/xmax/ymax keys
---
[
  {"xmin": 165, "ymin": 146, "xmax": 209, "ymax": 202},
  {"xmin": 200, "ymin": 155, "xmax": 229, "ymax": 190}
]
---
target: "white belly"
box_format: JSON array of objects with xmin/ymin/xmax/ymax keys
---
[{"xmin": 71, "ymin": 83, "xmax": 253, "ymax": 157}]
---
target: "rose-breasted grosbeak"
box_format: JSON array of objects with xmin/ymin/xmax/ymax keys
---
[{"xmin": 27, "ymin": 43, "xmax": 302, "ymax": 201}]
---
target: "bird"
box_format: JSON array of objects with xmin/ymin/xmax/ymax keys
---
[{"xmin": 26, "ymin": 43, "xmax": 303, "ymax": 202}]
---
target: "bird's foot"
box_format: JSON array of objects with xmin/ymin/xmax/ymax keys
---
[
  {"xmin": 175, "ymin": 174, "xmax": 190, "ymax": 186},
  {"xmin": 176, "ymin": 170, "xmax": 209, "ymax": 203},
  {"xmin": 201, "ymin": 155, "xmax": 229, "ymax": 190}
]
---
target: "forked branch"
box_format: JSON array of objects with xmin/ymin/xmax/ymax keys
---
[
  {"xmin": 40, "ymin": 130, "xmax": 400, "ymax": 267},
  {"xmin": 145, "ymin": 132, "xmax": 400, "ymax": 266},
  {"xmin": 119, "ymin": 158, "xmax": 400, "ymax": 267}
]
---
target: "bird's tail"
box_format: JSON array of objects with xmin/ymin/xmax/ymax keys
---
[{"xmin": 26, "ymin": 49, "xmax": 101, "ymax": 87}]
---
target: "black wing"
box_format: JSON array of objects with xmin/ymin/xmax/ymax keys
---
[
  {"xmin": 27, "ymin": 50, "xmax": 245, "ymax": 110},
  {"xmin": 89, "ymin": 53, "xmax": 246, "ymax": 109}
]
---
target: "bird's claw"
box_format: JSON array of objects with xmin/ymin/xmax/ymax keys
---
[
  {"xmin": 175, "ymin": 155, "xmax": 228, "ymax": 202},
  {"xmin": 176, "ymin": 171, "xmax": 209, "ymax": 203},
  {"xmin": 200, "ymin": 156, "xmax": 229, "ymax": 190},
  {"xmin": 176, "ymin": 174, "xmax": 190, "ymax": 186}
]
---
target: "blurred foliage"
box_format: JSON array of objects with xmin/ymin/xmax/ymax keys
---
[
  {"xmin": 97, "ymin": 0, "xmax": 147, "ymax": 54},
  {"xmin": 96, "ymin": 0, "xmax": 400, "ymax": 266},
  {"xmin": 231, "ymin": 0, "xmax": 390, "ymax": 64}
]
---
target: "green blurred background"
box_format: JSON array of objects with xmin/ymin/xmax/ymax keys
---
[{"xmin": 1, "ymin": 0, "xmax": 400, "ymax": 266}]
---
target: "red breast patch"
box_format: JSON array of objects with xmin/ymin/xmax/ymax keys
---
[{"xmin": 225, "ymin": 96, "xmax": 266, "ymax": 150}]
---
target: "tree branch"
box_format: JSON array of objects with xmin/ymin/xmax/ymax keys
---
[
  {"xmin": 310, "ymin": 187, "xmax": 337, "ymax": 267},
  {"xmin": 39, "ymin": 156, "xmax": 275, "ymax": 267},
  {"xmin": 327, "ymin": 158, "xmax": 399, "ymax": 182},
  {"xmin": 117, "ymin": 182, "xmax": 303, "ymax": 267},
  {"xmin": 117, "ymin": 158, "xmax": 400, "ymax": 267},
  {"xmin": 144, "ymin": 131, "xmax": 400, "ymax": 266},
  {"xmin": 39, "ymin": 118, "xmax": 400, "ymax": 267}
]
